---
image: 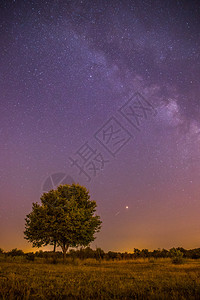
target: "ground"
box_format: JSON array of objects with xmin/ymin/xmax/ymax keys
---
[{"xmin": 1, "ymin": 258, "xmax": 200, "ymax": 299}]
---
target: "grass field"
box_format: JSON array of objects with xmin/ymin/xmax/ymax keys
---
[{"xmin": 1, "ymin": 258, "xmax": 200, "ymax": 299}]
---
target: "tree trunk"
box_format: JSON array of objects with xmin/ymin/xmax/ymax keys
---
[
  {"xmin": 63, "ymin": 248, "xmax": 67, "ymax": 262},
  {"xmin": 53, "ymin": 241, "xmax": 56, "ymax": 252},
  {"xmin": 61, "ymin": 244, "xmax": 68, "ymax": 263}
]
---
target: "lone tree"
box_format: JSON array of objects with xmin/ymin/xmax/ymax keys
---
[{"xmin": 24, "ymin": 183, "xmax": 102, "ymax": 261}]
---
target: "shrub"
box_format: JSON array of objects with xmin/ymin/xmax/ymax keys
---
[
  {"xmin": 25, "ymin": 252, "xmax": 35, "ymax": 261},
  {"xmin": 148, "ymin": 258, "xmax": 155, "ymax": 263},
  {"xmin": 7, "ymin": 248, "xmax": 24, "ymax": 257},
  {"xmin": 170, "ymin": 248, "xmax": 184, "ymax": 264}
]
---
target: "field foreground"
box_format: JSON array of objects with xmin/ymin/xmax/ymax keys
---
[{"xmin": 1, "ymin": 258, "xmax": 200, "ymax": 299}]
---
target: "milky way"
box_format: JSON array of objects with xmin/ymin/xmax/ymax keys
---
[{"xmin": 1, "ymin": 0, "xmax": 200, "ymax": 252}]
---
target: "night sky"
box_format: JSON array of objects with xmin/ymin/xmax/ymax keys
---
[{"xmin": 1, "ymin": 0, "xmax": 200, "ymax": 252}]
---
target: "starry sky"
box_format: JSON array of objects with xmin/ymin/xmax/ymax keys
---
[{"xmin": 1, "ymin": 0, "xmax": 200, "ymax": 252}]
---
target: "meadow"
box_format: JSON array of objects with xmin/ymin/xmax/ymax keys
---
[{"xmin": 1, "ymin": 257, "xmax": 200, "ymax": 299}]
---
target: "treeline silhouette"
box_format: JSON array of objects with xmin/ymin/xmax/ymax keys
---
[{"xmin": 1, "ymin": 247, "xmax": 200, "ymax": 261}]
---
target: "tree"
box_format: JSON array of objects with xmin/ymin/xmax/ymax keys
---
[
  {"xmin": 7, "ymin": 248, "xmax": 24, "ymax": 257},
  {"xmin": 24, "ymin": 183, "xmax": 102, "ymax": 262},
  {"xmin": 95, "ymin": 247, "xmax": 105, "ymax": 261},
  {"xmin": 133, "ymin": 248, "xmax": 141, "ymax": 258},
  {"xmin": 141, "ymin": 249, "xmax": 149, "ymax": 258}
]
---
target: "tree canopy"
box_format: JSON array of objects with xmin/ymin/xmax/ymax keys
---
[{"xmin": 24, "ymin": 183, "xmax": 102, "ymax": 261}]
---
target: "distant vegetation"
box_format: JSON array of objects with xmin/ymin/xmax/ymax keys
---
[{"xmin": 1, "ymin": 246, "xmax": 200, "ymax": 263}]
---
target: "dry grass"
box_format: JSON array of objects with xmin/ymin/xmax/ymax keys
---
[{"xmin": 0, "ymin": 258, "xmax": 200, "ymax": 299}]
